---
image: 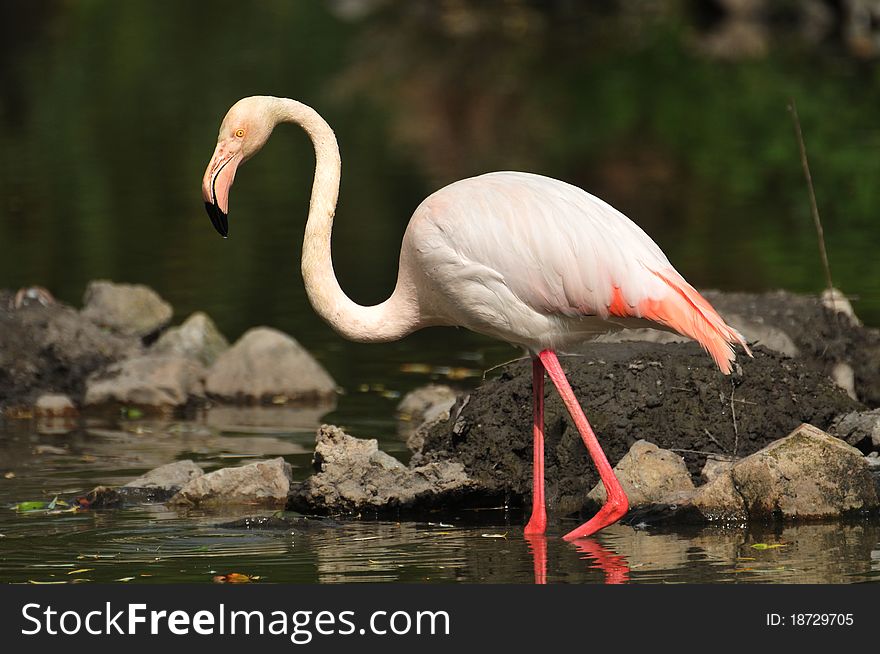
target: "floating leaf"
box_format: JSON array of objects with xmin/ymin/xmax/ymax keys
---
[
  {"xmin": 67, "ymin": 568, "xmax": 94, "ymax": 575},
  {"xmin": 751, "ymin": 543, "xmax": 788, "ymax": 550},
  {"xmin": 123, "ymin": 407, "xmax": 144, "ymax": 420},
  {"xmin": 445, "ymin": 367, "xmax": 480, "ymax": 380},
  {"xmin": 4, "ymin": 472, "xmax": 15, "ymax": 479},
  {"xmin": 481, "ymin": 532, "xmax": 508, "ymax": 539},
  {"xmin": 28, "ymin": 580, "xmax": 66, "ymax": 584},
  {"xmin": 213, "ymin": 573, "xmax": 259, "ymax": 584},
  {"xmin": 15, "ymin": 496, "xmax": 64, "ymax": 515},
  {"xmin": 15, "ymin": 501, "xmax": 50, "ymax": 512},
  {"xmin": 115, "ymin": 577, "xmax": 135, "ymax": 582},
  {"xmin": 400, "ymin": 363, "xmax": 432, "ymax": 374}
]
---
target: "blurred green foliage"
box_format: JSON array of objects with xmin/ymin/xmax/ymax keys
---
[{"xmin": 0, "ymin": 0, "xmax": 877, "ymax": 374}]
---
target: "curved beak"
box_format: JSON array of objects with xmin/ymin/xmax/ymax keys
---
[{"xmin": 202, "ymin": 143, "xmax": 242, "ymax": 238}]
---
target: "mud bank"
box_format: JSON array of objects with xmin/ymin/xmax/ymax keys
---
[
  {"xmin": 414, "ymin": 343, "xmax": 859, "ymax": 515},
  {"xmin": 703, "ymin": 290, "xmax": 880, "ymax": 406}
]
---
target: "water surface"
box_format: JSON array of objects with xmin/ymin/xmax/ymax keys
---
[{"xmin": 2, "ymin": 2, "xmax": 880, "ymax": 584}]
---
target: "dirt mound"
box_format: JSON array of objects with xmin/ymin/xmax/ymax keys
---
[
  {"xmin": 702, "ymin": 290, "xmax": 880, "ymax": 406},
  {"xmin": 0, "ymin": 291, "xmax": 139, "ymax": 410},
  {"xmin": 414, "ymin": 342, "xmax": 859, "ymax": 516}
]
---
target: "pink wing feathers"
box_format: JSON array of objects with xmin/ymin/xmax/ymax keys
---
[{"xmin": 411, "ymin": 171, "xmax": 750, "ymax": 373}]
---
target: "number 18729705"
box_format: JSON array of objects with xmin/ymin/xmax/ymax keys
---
[{"xmin": 766, "ymin": 613, "xmax": 854, "ymax": 627}]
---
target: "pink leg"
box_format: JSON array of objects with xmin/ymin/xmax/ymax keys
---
[
  {"xmin": 525, "ymin": 534, "xmax": 548, "ymax": 585},
  {"xmin": 524, "ymin": 357, "xmax": 546, "ymax": 535},
  {"xmin": 573, "ymin": 539, "xmax": 630, "ymax": 585},
  {"xmin": 538, "ymin": 349, "xmax": 629, "ymax": 541}
]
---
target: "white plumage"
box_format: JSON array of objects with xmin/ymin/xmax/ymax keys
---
[{"xmin": 407, "ymin": 171, "xmax": 694, "ymax": 351}]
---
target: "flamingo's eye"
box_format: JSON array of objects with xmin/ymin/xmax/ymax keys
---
[{"xmin": 234, "ymin": 129, "xmax": 245, "ymax": 138}]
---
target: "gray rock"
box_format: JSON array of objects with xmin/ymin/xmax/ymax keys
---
[
  {"xmin": 124, "ymin": 460, "xmax": 204, "ymax": 490},
  {"xmin": 169, "ymin": 457, "xmax": 293, "ymax": 508},
  {"xmin": 830, "ymin": 362, "xmax": 858, "ymax": 401},
  {"xmin": 0, "ymin": 297, "xmax": 139, "ymax": 409},
  {"xmin": 205, "ymin": 327, "xmax": 336, "ymax": 404},
  {"xmin": 723, "ymin": 313, "xmax": 799, "ymax": 357},
  {"xmin": 81, "ymin": 280, "xmax": 173, "ymax": 338},
  {"xmin": 33, "ymin": 393, "xmax": 76, "ymax": 417},
  {"xmin": 84, "ymin": 355, "xmax": 205, "ymax": 407},
  {"xmin": 81, "ymin": 460, "xmax": 206, "ymax": 506},
  {"xmin": 587, "ymin": 440, "xmax": 695, "ymax": 508},
  {"xmin": 289, "ymin": 425, "xmax": 475, "ymax": 513},
  {"xmin": 152, "ymin": 312, "xmax": 229, "ymax": 367},
  {"xmin": 830, "ymin": 409, "xmax": 880, "ymax": 449},
  {"xmin": 598, "ymin": 310, "xmax": 800, "ymax": 359},
  {"xmin": 686, "ymin": 423, "xmax": 878, "ymax": 521},
  {"xmin": 821, "ymin": 288, "xmax": 861, "ymax": 326},
  {"xmin": 397, "ymin": 384, "xmax": 458, "ymax": 439},
  {"xmin": 593, "ymin": 328, "xmax": 687, "ymax": 345},
  {"xmin": 700, "ymin": 455, "xmax": 735, "ymax": 484}
]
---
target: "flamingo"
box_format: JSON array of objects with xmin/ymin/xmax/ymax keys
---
[{"xmin": 202, "ymin": 96, "xmax": 751, "ymax": 541}]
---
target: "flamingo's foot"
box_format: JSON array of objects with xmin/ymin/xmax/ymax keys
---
[
  {"xmin": 562, "ymin": 496, "xmax": 629, "ymax": 542},
  {"xmin": 524, "ymin": 508, "xmax": 547, "ymax": 536}
]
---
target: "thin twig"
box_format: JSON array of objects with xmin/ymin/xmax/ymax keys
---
[
  {"xmin": 670, "ymin": 448, "xmax": 736, "ymax": 460},
  {"xmin": 729, "ymin": 383, "xmax": 740, "ymax": 458},
  {"xmin": 703, "ymin": 428, "xmax": 726, "ymax": 452},
  {"xmin": 788, "ymin": 99, "xmax": 835, "ymax": 304},
  {"xmin": 482, "ymin": 355, "xmax": 530, "ymax": 379}
]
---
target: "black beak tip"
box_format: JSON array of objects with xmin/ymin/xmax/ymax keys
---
[{"xmin": 204, "ymin": 201, "xmax": 229, "ymax": 238}]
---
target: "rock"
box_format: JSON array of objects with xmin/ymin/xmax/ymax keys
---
[
  {"xmin": 84, "ymin": 355, "xmax": 205, "ymax": 407},
  {"xmin": 687, "ymin": 424, "xmax": 878, "ymax": 521},
  {"xmin": 169, "ymin": 457, "xmax": 293, "ymax": 508},
  {"xmin": 594, "ymin": 315, "xmax": 800, "ymax": 358},
  {"xmin": 81, "ymin": 280, "xmax": 173, "ymax": 338},
  {"xmin": 587, "ymin": 440, "xmax": 695, "ymax": 508},
  {"xmin": 687, "ymin": 472, "xmax": 748, "ymax": 521},
  {"xmin": 700, "ymin": 455, "xmax": 735, "ymax": 483},
  {"xmin": 205, "ymin": 327, "xmax": 336, "ymax": 404},
  {"xmin": 821, "ymin": 288, "xmax": 861, "ymax": 326},
  {"xmin": 593, "ymin": 328, "xmax": 687, "ymax": 345},
  {"xmin": 33, "ymin": 393, "xmax": 77, "ymax": 417},
  {"xmin": 152, "ymin": 312, "xmax": 229, "ymax": 367},
  {"xmin": 124, "ymin": 460, "xmax": 204, "ymax": 491},
  {"xmin": 830, "ymin": 409, "xmax": 880, "ymax": 450},
  {"xmin": 397, "ymin": 384, "xmax": 459, "ymax": 439},
  {"xmin": 0, "ymin": 296, "xmax": 139, "ymax": 409},
  {"xmin": 288, "ymin": 425, "xmax": 477, "ymax": 514},
  {"xmin": 831, "ymin": 362, "xmax": 858, "ymax": 401},
  {"xmin": 416, "ymin": 342, "xmax": 858, "ymax": 515},
  {"xmin": 79, "ymin": 460, "xmax": 206, "ymax": 507},
  {"xmin": 723, "ymin": 314, "xmax": 799, "ymax": 358}
]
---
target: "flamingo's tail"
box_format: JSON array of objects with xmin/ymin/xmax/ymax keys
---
[{"xmin": 639, "ymin": 270, "xmax": 752, "ymax": 374}]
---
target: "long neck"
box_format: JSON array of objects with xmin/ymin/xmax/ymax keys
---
[{"xmin": 273, "ymin": 98, "xmax": 421, "ymax": 343}]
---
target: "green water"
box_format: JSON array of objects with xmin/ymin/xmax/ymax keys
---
[
  {"xmin": 2, "ymin": 416, "xmax": 878, "ymax": 584},
  {"xmin": 1, "ymin": 2, "xmax": 879, "ymax": 583}
]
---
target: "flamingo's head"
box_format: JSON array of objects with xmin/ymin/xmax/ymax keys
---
[{"xmin": 202, "ymin": 96, "xmax": 276, "ymax": 237}]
